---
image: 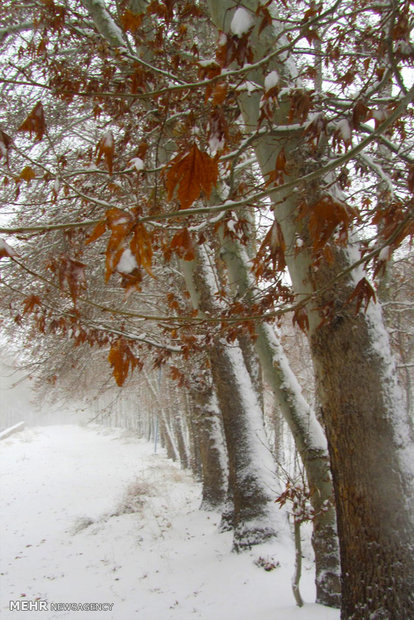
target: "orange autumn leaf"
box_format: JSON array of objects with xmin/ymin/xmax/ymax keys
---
[
  {"xmin": 86, "ymin": 220, "xmax": 106, "ymax": 244},
  {"xmin": 211, "ymin": 82, "xmax": 228, "ymax": 106},
  {"xmin": 120, "ymin": 9, "xmax": 143, "ymax": 32},
  {"xmin": 170, "ymin": 227, "xmax": 195, "ymax": 261},
  {"xmin": 18, "ymin": 102, "xmax": 46, "ymax": 141},
  {"xmin": 104, "ymin": 208, "xmax": 134, "ymax": 281},
  {"xmin": 130, "ymin": 223, "xmax": 153, "ymax": 276},
  {"xmin": 108, "ymin": 339, "xmax": 139, "ymax": 387},
  {"xmin": 19, "ymin": 166, "xmax": 36, "ymax": 183},
  {"xmin": 22, "ymin": 294, "xmax": 42, "ymax": 315},
  {"xmin": 96, "ymin": 130, "xmax": 115, "ymax": 174},
  {"xmin": 301, "ymin": 195, "xmax": 356, "ymax": 251},
  {"xmin": 166, "ymin": 143, "xmax": 218, "ymax": 209}
]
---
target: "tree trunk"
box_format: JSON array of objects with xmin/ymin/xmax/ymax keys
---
[
  {"xmin": 206, "ymin": 1, "xmax": 414, "ymax": 614},
  {"xmin": 309, "ymin": 259, "xmax": 414, "ymax": 619},
  {"xmin": 181, "ymin": 250, "xmax": 283, "ymax": 549},
  {"xmin": 188, "ymin": 373, "xmax": 228, "ymax": 510},
  {"xmin": 184, "ymin": 392, "xmax": 203, "ymax": 481},
  {"xmin": 208, "ymin": 338, "xmax": 282, "ymax": 549},
  {"xmin": 220, "ymin": 235, "xmax": 340, "ymax": 606}
]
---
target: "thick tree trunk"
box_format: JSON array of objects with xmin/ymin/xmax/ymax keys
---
[
  {"xmin": 208, "ymin": 338, "xmax": 282, "ymax": 549},
  {"xmin": 188, "ymin": 374, "xmax": 228, "ymax": 510},
  {"xmin": 309, "ymin": 260, "xmax": 414, "ymax": 619},
  {"xmin": 206, "ymin": 1, "xmax": 414, "ymax": 614},
  {"xmin": 181, "ymin": 250, "xmax": 283, "ymax": 549},
  {"xmin": 220, "ymin": 235, "xmax": 340, "ymax": 606}
]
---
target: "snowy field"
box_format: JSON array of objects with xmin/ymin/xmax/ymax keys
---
[{"xmin": 0, "ymin": 424, "xmax": 340, "ymax": 620}]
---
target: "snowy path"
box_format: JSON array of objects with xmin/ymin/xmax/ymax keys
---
[{"xmin": 0, "ymin": 425, "xmax": 339, "ymax": 619}]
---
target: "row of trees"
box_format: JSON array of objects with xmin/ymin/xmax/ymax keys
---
[{"xmin": 0, "ymin": 0, "xmax": 413, "ymax": 617}]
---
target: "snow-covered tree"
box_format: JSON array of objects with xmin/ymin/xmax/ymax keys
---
[{"xmin": 0, "ymin": 0, "xmax": 413, "ymax": 616}]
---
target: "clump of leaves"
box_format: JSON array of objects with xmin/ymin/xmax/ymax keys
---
[
  {"xmin": 165, "ymin": 143, "xmax": 218, "ymax": 209},
  {"xmin": 108, "ymin": 338, "xmax": 142, "ymax": 386},
  {"xmin": 254, "ymin": 556, "xmax": 280, "ymax": 572},
  {"xmin": 18, "ymin": 102, "xmax": 46, "ymax": 141}
]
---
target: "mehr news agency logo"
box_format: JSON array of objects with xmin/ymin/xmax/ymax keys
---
[{"xmin": 9, "ymin": 600, "xmax": 114, "ymax": 612}]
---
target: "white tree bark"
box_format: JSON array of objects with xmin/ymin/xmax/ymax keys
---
[
  {"xmin": 219, "ymin": 233, "xmax": 340, "ymax": 605},
  {"xmin": 181, "ymin": 248, "xmax": 284, "ymax": 548}
]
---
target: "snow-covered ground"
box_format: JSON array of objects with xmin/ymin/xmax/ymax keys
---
[{"xmin": 0, "ymin": 424, "xmax": 340, "ymax": 620}]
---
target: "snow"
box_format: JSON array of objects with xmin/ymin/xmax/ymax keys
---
[
  {"xmin": 345, "ymin": 242, "xmax": 414, "ymax": 516},
  {"xmin": 394, "ymin": 40, "xmax": 413, "ymax": 56},
  {"xmin": 0, "ymin": 421, "xmax": 24, "ymax": 440},
  {"xmin": 264, "ymin": 70, "xmax": 280, "ymax": 92},
  {"xmin": 372, "ymin": 108, "xmax": 387, "ymax": 122},
  {"xmin": 335, "ymin": 119, "xmax": 352, "ymax": 144},
  {"xmin": 0, "ymin": 238, "xmax": 16, "ymax": 258},
  {"xmin": 236, "ymin": 80, "xmax": 261, "ymax": 95},
  {"xmin": 259, "ymin": 323, "xmax": 328, "ymax": 453},
  {"xmin": 208, "ymin": 134, "xmax": 225, "ymax": 155},
  {"xmin": 87, "ymin": 0, "xmax": 125, "ymax": 49},
  {"xmin": 117, "ymin": 248, "xmax": 138, "ymax": 274},
  {"xmin": 129, "ymin": 157, "xmax": 144, "ymax": 172},
  {"xmin": 102, "ymin": 131, "xmax": 114, "ymax": 148},
  {"xmin": 0, "ymin": 424, "xmax": 340, "ymax": 620},
  {"xmin": 198, "ymin": 59, "xmax": 220, "ymax": 69},
  {"xmin": 230, "ymin": 8, "xmax": 254, "ymax": 37},
  {"xmin": 378, "ymin": 245, "xmax": 391, "ymax": 262}
]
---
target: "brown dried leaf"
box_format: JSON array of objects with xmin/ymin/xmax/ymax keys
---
[
  {"xmin": 22, "ymin": 294, "xmax": 42, "ymax": 315},
  {"xmin": 18, "ymin": 102, "xmax": 46, "ymax": 141},
  {"xmin": 211, "ymin": 82, "xmax": 228, "ymax": 106},
  {"xmin": 0, "ymin": 238, "xmax": 17, "ymax": 260},
  {"xmin": 292, "ymin": 307, "xmax": 309, "ymax": 332},
  {"xmin": 121, "ymin": 9, "xmax": 143, "ymax": 32},
  {"xmin": 170, "ymin": 228, "xmax": 195, "ymax": 261},
  {"xmin": 130, "ymin": 223, "xmax": 153, "ymax": 275},
  {"xmin": 50, "ymin": 255, "xmax": 87, "ymax": 304},
  {"xmin": 348, "ymin": 277, "xmax": 376, "ymax": 314},
  {"xmin": 304, "ymin": 196, "xmax": 356, "ymax": 251},
  {"xmin": 19, "ymin": 166, "xmax": 36, "ymax": 183},
  {"xmin": 108, "ymin": 339, "xmax": 139, "ymax": 387},
  {"xmin": 86, "ymin": 220, "xmax": 106, "ymax": 244},
  {"xmin": 166, "ymin": 144, "xmax": 218, "ymax": 209},
  {"xmin": 408, "ymin": 165, "xmax": 414, "ymax": 194},
  {"xmin": 352, "ymin": 101, "xmax": 370, "ymax": 129},
  {"xmin": 0, "ymin": 130, "xmax": 12, "ymax": 164},
  {"xmin": 96, "ymin": 130, "xmax": 115, "ymax": 174}
]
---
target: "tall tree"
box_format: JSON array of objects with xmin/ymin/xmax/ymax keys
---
[
  {"xmin": 0, "ymin": 0, "xmax": 414, "ymax": 616},
  {"xmin": 205, "ymin": 1, "xmax": 414, "ymax": 617}
]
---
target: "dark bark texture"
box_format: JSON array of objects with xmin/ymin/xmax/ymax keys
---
[{"xmin": 311, "ymin": 303, "xmax": 414, "ymax": 619}]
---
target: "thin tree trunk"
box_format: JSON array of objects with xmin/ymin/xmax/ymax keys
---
[
  {"xmin": 293, "ymin": 519, "xmax": 304, "ymax": 608},
  {"xmin": 184, "ymin": 391, "xmax": 203, "ymax": 480}
]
